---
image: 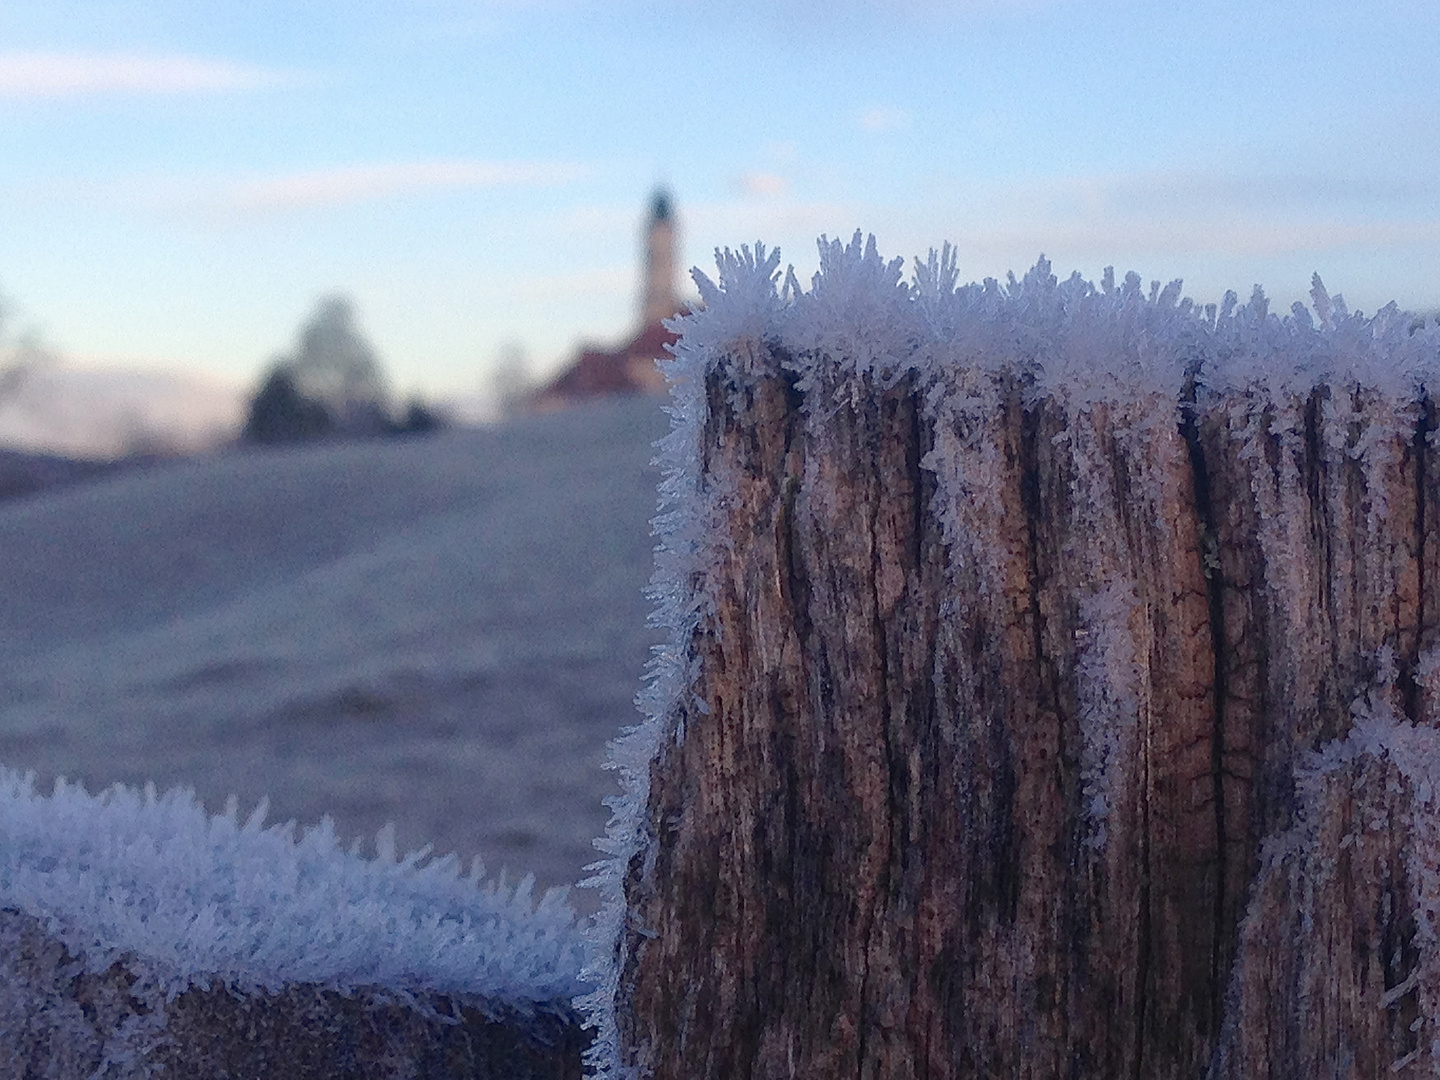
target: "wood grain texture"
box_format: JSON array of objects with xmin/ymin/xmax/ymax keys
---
[
  {"xmin": 616, "ymin": 344, "xmax": 1440, "ymax": 1078},
  {"xmin": 1213, "ymin": 741, "xmax": 1433, "ymax": 1079}
]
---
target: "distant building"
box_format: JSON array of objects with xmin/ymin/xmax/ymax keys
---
[
  {"xmin": 640, "ymin": 189, "xmax": 679, "ymax": 327},
  {"xmin": 531, "ymin": 190, "xmax": 682, "ymax": 410}
]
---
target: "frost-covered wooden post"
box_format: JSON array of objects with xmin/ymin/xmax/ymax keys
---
[{"xmin": 582, "ymin": 236, "xmax": 1440, "ymax": 1078}]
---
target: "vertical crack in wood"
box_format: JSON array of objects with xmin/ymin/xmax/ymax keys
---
[
  {"xmin": 1410, "ymin": 397, "xmax": 1433, "ymax": 722},
  {"xmin": 1018, "ymin": 398, "xmax": 1054, "ymax": 922},
  {"xmin": 1133, "ymin": 691, "xmax": 1153, "ymax": 1080},
  {"xmin": 627, "ymin": 340, "xmax": 1440, "ymax": 1077},
  {"xmin": 1422, "ymin": 392, "xmax": 1440, "ymax": 726},
  {"xmin": 857, "ymin": 394, "xmax": 885, "ymax": 1080},
  {"xmin": 1180, "ymin": 374, "xmax": 1230, "ymax": 1032},
  {"xmin": 1394, "ymin": 398, "xmax": 1422, "ymax": 723},
  {"xmin": 1301, "ymin": 389, "xmax": 1341, "ymax": 728},
  {"xmin": 1017, "ymin": 397, "xmax": 1079, "ymax": 1073}
]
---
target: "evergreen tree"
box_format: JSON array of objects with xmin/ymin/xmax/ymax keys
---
[
  {"xmin": 283, "ymin": 296, "xmax": 392, "ymax": 435},
  {"xmin": 241, "ymin": 367, "xmax": 334, "ymax": 444}
]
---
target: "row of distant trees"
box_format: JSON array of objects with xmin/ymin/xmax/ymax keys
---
[
  {"xmin": 241, "ymin": 295, "xmax": 443, "ymax": 445},
  {"xmin": 0, "ymin": 291, "xmax": 59, "ymax": 408}
]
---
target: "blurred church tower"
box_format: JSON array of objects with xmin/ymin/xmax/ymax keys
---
[
  {"xmin": 641, "ymin": 188, "xmax": 679, "ymax": 327},
  {"xmin": 530, "ymin": 188, "xmax": 682, "ymax": 410}
]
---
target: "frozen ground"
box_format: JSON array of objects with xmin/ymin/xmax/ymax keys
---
[{"xmin": 0, "ymin": 396, "xmax": 666, "ymax": 912}]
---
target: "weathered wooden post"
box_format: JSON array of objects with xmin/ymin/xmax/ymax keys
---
[
  {"xmin": 0, "ymin": 776, "xmax": 590, "ymax": 1079},
  {"xmin": 582, "ymin": 236, "xmax": 1440, "ymax": 1078}
]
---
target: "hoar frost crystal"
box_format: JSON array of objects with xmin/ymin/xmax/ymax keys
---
[{"xmin": 582, "ymin": 232, "xmax": 1440, "ymax": 1078}]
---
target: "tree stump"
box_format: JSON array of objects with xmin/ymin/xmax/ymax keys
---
[{"xmin": 585, "ymin": 239, "xmax": 1440, "ymax": 1078}]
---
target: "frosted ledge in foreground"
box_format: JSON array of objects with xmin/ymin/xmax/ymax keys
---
[{"xmin": 0, "ymin": 768, "xmax": 588, "ymax": 1077}]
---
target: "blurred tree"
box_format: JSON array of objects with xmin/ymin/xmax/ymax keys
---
[
  {"xmin": 241, "ymin": 294, "xmax": 421, "ymax": 444},
  {"xmin": 490, "ymin": 341, "xmax": 535, "ymax": 418},
  {"xmin": 281, "ymin": 295, "xmax": 393, "ymax": 435},
  {"xmin": 241, "ymin": 367, "xmax": 334, "ymax": 444},
  {"xmin": 395, "ymin": 398, "xmax": 444, "ymax": 435},
  {"xmin": 0, "ymin": 286, "xmax": 60, "ymax": 405}
]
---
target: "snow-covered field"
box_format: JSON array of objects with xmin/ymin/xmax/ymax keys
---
[{"xmin": 0, "ymin": 396, "xmax": 666, "ymax": 912}]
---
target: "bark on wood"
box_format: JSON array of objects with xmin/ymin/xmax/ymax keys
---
[
  {"xmin": 0, "ymin": 907, "xmax": 587, "ymax": 1079},
  {"xmin": 614, "ymin": 345, "xmax": 1440, "ymax": 1078}
]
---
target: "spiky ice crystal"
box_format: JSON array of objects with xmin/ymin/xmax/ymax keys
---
[{"xmin": 580, "ymin": 232, "xmax": 1440, "ymax": 1077}]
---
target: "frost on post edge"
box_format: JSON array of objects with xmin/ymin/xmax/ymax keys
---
[
  {"xmin": 580, "ymin": 233, "xmax": 1440, "ymax": 1077},
  {"xmin": 577, "ymin": 243, "xmax": 788, "ymax": 1080}
]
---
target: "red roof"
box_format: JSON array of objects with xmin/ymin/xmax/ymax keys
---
[{"xmin": 533, "ymin": 321, "xmax": 678, "ymax": 408}]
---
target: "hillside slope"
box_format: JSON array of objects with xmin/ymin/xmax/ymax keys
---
[{"xmin": 0, "ymin": 397, "xmax": 666, "ymax": 902}]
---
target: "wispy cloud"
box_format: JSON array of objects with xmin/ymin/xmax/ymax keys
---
[
  {"xmin": 222, "ymin": 161, "xmax": 590, "ymax": 212},
  {"xmin": 15, "ymin": 159, "xmax": 593, "ymax": 219},
  {"xmin": 953, "ymin": 169, "xmax": 1440, "ymax": 256},
  {"xmin": 0, "ymin": 52, "xmax": 291, "ymax": 97},
  {"xmin": 737, "ymin": 172, "xmax": 790, "ymax": 198},
  {"xmin": 1003, "ymin": 169, "xmax": 1437, "ymax": 221},
  {"xmin": 763, "ymin": 141, "xmax": 799, "ymax": 164},
  {"xmin": 857, "ymin": 106, "xmax": 911, "ymax": 132},
  {"xmin": 1001, "ymin": 216, "xmax": 1440, "ymax": 260}
]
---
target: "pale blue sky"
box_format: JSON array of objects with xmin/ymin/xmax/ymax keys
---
[{"xmin": 1, "ymin": 0, "xmax": 1436, "ymax": 399}]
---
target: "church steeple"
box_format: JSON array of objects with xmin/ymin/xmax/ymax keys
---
[
  {"xmin": 531, "ymin": 189, "xmax": 682, "ymax": 409},
  {"xmin": 641, "ymin": 187, "xmax": 678, "ymax": 327}
]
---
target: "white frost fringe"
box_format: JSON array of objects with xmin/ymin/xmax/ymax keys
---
[
  {"xmin": 580, "ymin": 232, "xmax": 1440, "ymax": 1077},
  {"xmin": 1241, "ymin": 686, "xmax": 1440, "ymax": 1069},
  {"xmin": 0, "ymin": 768, "xmax": 585, "ymax": 1065}
]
